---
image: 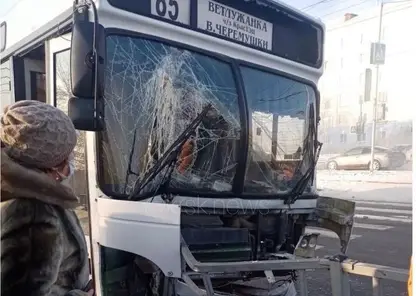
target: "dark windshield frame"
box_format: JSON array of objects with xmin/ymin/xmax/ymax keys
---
[
  {"xmin": 237, "ymin": 61, "xmax": 318, "ymax": 197},
  {"xmin": 97, "ymin": 28, "xmax": 319, "ymax": 200}
]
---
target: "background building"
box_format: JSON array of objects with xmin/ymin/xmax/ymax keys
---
[{"xmin": 318, "ymin": 2, "xmax": 414, "ymax": 154}]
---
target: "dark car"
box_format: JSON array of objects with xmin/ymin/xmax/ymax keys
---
[
  {"xmin": 392, "ymin": 144, "xmax": 412, "ymax": 162},
  {"xmin": 326, "ymin": 146, "xmax": 406, "ymax": 171}
]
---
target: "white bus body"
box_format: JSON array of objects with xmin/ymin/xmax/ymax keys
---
[{"xmin": 1, "ymin": 1, "xmax": 356, "ymax": 295}]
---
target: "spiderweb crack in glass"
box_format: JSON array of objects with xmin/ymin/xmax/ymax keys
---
[
  {"xmin": 101, "ymin": 36, "xmax": 240, "ymax": 196},
  {"xmin": 100, "ymin": 35, "xmax": 315, "ymax": 197}
]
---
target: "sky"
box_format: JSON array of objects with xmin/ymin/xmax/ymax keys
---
[{"xmin": 0, "ymin": 0, "xmax": 379, "ymax": 21}]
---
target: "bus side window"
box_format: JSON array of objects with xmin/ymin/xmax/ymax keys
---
[
  {"xmin": 54, "ymin": 48, "xmax": 90, "ymax": 235},
  {"xmin": 1, "ymin": 59, "xmax": 12, "ymax": 112}
]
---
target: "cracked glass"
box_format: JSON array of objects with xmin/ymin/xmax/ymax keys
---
[
  {"xmin": 100, "ymin": 35, "xmax": 241, "ymax": 197},
  {"xmin": 99, "ymin": 34, "xmax": 316, "ymax": 198},
  {"xmin": 241, "ymin": 66, "xmax": 315, "ymax": 194}
]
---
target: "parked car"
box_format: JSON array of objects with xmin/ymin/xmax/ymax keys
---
[
  {"xmin": 326, "ymin": 146, "xmax": 406, "ymax": 171},
  {"xmin": 392, "ymin": 144, "xmax": 412, "ymax": 162}
]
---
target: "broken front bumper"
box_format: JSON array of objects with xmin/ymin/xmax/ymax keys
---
[{"xmin": 174, "ymin": 196, "xmax": 356, "ymax": 296}]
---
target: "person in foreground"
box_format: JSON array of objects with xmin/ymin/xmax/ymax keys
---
[{"xmin": 0, "ymin": 100, "xmax": 93, "ymax": 296}]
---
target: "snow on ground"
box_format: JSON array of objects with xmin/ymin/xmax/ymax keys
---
[
  {"xmin": 317, "ymin": 181, "xmax": 412, "ymax": 204},
  {"xmin": 317, "ymin": 169, "xmax": 412, "ymax": 184}
]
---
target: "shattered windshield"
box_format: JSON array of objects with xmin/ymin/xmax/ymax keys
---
[
  {"xmin": 100, "ymin": 35, "xmax": 241, "ymax": 196},
  {"xmin": 99, "ymin": 34, "xmax": 316, "ymax": 198}
]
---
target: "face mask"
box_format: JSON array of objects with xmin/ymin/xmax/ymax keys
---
[{"xmin": 57, "ymin": 159, "xmax": 75, "ymax": 186}]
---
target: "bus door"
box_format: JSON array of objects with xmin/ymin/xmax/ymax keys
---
[
  {"xmin": 24, "ymin": 56, "xmax": 45, "ymax": 102},
  {"xmin": 46, "ymin": 33, "xmax": 91, "ymax": 247}
]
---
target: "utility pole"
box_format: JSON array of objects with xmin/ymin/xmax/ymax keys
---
[
  {"xmin": 359, "ymin": 97, "xmax": 363, "ymax": 141},
  {"xmin": 369, "ymin": 0, "xmax": 411, "ymax": 171},
  {"xmin": 370, "ymin": 1, "xmax": 384, "ymax": 172}
]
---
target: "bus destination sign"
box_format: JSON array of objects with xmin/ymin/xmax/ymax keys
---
[
  {"xmin": 197, "ymin": 0, "xmax": 273, "ymax": 50},
  {"xmin": 109, "ymin": 0, "xmax": 323, "ymax": 68}
]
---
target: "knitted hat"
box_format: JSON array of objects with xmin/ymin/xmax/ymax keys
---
[{"xmin": 0, "ymin": 100, "xmax": 77, "ymax": 169}]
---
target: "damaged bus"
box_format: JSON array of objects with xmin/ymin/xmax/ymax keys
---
[{"xmin": 0, "ymin": 0, "xmax": 356, "ymax": 295}]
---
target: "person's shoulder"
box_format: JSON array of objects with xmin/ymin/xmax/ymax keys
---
[{"xmin": 1, "ymin": 198, "xmax": 61, "ymax": 228}]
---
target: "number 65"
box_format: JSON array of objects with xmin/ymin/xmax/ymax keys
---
[{"xmin": 155, "ymin": 0, "xmax": 179, "ymax": 21}]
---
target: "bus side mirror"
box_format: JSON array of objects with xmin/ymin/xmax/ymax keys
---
[
  {"xmin": 70, "ymin": 20, "xmax": 105, "ymax": 98},
  {"xmin": 68, "ymin": 97, "xmax": 104, "ymax": 131}
]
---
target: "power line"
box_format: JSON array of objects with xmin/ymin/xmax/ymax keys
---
[
  {"xmin": 301, "ymin": 0, "xmax": 333, "ymax": 11},
  {"xmin": 320, "ymin": 0, "xmax": 374, "ymax": 18},
  {"xmin": 326, "ymin": 4, "xmax": 411, "ymax": 31},
  {"xmin": 305, "ymin": 0, "xmax": 362, "ymax": 14},
  {"xmin": 302, "ymin": 0, "xmax": 363, "ymax": 13},
  {"xmin": 0, "ymin": 0, "xmax": 24, "ymax": 18}
]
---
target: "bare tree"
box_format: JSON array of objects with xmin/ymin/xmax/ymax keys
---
[{"xmin": 55, "ymin": 52, "xmax": 86, "ymax": 172}]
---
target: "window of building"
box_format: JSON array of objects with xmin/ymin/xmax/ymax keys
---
[
  {"xmin": 340, "ymin": 132, "xmax": 347, "ymax": 143},
  {"xmin": 256, "ymin": 127, "xmax": 262, "ymax": 136},
  {"xmin": 357, "ymin": 132, "xmax": 366, "ymax": 142}
]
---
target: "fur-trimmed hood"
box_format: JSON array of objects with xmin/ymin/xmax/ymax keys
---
[{"xmin": 1, "ymin": 150, "xmax": 79, "ymax": 208}]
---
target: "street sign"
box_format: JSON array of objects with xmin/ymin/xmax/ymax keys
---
[
  {"xmin": 370, "ymin": 42, "xmax": 386, "ymax": 65},
  {"xmin": 350, "ymin": 126, "xmax": 357, "ymax": 133}
]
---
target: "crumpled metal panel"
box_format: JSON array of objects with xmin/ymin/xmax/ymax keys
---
[{"xmin": 306, "ymin": 196, "xmax": 356, "ymax": 254}]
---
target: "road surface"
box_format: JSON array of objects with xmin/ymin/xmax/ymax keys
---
[{"xmin": 303, "ymin": 183, "xmax": 412, "ymax": 296}]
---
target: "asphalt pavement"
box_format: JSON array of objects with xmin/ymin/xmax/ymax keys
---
[{"xmin": 303, "ymin": 183, "xmax": 412, "ymax": 296}]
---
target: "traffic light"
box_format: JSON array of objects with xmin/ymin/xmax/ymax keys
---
[{"xmin": 363, "ymin": 68, "xmax": 372, "ymax": 102}]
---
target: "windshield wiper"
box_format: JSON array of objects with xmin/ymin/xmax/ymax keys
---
[
  {"xmin": 128, "ymin": 104, "xmax": 212, "ymax": 201},
  {"xmin": 285, "ymin": 105, "xmax": 321, "ymax": 204},
  {"xmin": 285, "ymin": 141, "xmax": 322, "ymax": 204}
]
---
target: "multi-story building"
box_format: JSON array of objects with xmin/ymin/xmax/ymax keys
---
[{"xmin": 318, "ymin": 2, "xmax": 415, "ymax": 153}]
